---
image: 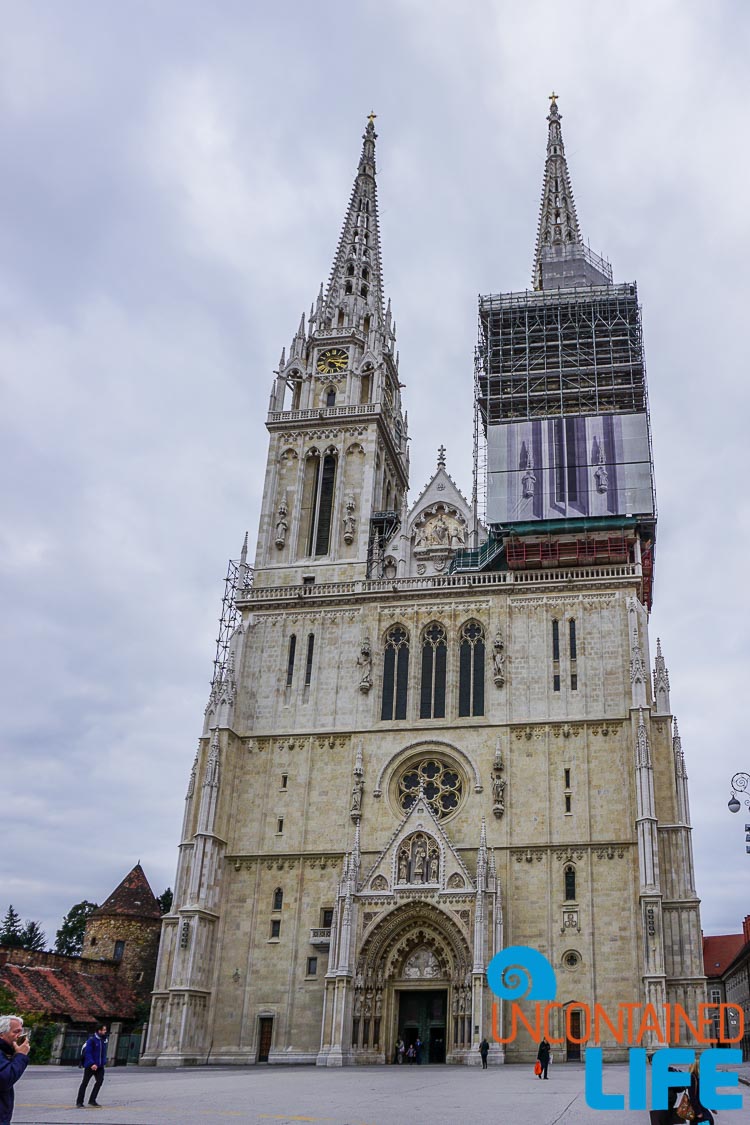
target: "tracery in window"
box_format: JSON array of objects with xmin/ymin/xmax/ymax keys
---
[
  {"xmin": 397, "ymin": 757, "xmax": 462, "ymax": 820},
  {"xmin": 420, "ymin": 622, "xmax": 447, "ymax": 719},
  {"xmin": 381, "ymin": 626, "xmax": 409, "ymax": 721},
  {"xmin": 458, "ymin": 620, "xmax": 485, "ymax": 717}
]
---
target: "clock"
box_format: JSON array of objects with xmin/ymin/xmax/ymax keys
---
[{"xmin": 316, "ymin": 347, "xmax": 348, "ymax": 374}]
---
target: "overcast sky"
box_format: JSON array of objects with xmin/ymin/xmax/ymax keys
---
[{"xmin": 2, "ymin": 0, "xmax": 749, "ymax": 946}]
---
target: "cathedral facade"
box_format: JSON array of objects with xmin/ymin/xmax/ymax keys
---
[{"xmin": 142, "ymin": 102, "xmax": 705, "ymax": 1067}]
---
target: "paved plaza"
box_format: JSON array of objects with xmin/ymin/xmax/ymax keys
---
[{"xmin": 12, "ymin": 1063, "xmax": 750, "ymax": 1125}]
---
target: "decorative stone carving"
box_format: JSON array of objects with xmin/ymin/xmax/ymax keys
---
[
  {"xmin": 342, "ymin": 494, "xmax": 357, "ymax": 544},
  {"xmin": 356, "ymin": 636, "xmax": 373, "ymax": 693},
  {"xmin": 447, "ymin": 872, "xmax": 465, "ymax": 889},
  {"xmin": 350, "ymin": 742, "xmax": 364, "ymax": 821},
  {"xmin": 492, "ymin": 630, "xmax": 506, "ymax": 687},
  {"xmin": 491, "ymin": 738, "xmax": 506, "ymax": 819},
  {"xmin": 396, "ymin": 831, "xmax": 441, "ymax": 885},
  {"xmin": 402, "ymin": 947, "xmax": 441, "ymax": 979},
  {"xmin": 275, "ymin": 501, "xmax": 288, "ymax": 549},
  {"xmin": 371, "ymin": 874, "xmax": 388, "ymax": 892}
]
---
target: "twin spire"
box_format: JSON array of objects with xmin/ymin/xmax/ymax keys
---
[{"xmin": 532, "ymin": 93, "xmax": 612, "ymax": 290}]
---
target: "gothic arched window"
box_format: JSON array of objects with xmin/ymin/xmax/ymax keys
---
[
  {"xmin": 325, "ymin": 387, "xmax": 336, "ymax": 408},
  {"xmin": 420, "ymin": 623, "xmax": 447, "ymax": 719},
  {"xmin": 273, "ymin": 888, "xmax": 283, "ymax": 911},
  {"xmin": 458, "ymin": 621, "xmax": 485, "ymax": 717},
  {"xmin": 381, "ymin": 626, "xmax": 409, "ymax": 721},
  {"xmin": 299, "ymin": 449, "xmax": 338, "ymax": 558},
  {"xmin": 564, "ymin": 866, "xmax": 576, "ymax": 901}
]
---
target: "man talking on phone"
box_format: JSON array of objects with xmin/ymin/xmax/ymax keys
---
[{"xmin": 0, "ymin": 1015, "xmax": 30, "ymax": 1125}]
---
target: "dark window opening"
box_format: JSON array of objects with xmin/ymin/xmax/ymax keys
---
[
  {"xmin": 305, "ymin": 633, "xmax": 315, "ymax": 687},
  {"xmin": 420, "ymin": 623, "xmax": 447, "ymax": 719},
  {"xmin": 313, "ymin": 454, "xmax": 337, "ymax": 556},
  {"xmin": 273, "ymin": 888, "xmax": 283, "ymax": 911},
  {"xmin": 564, "ymin": 768, "xmax": 571, "ymax": 789},
  {"xmin": 569, "ymin": 619, "xmax": 577, "ymax": 660},
  {"xmin": 552, "ymin": 619, "xmax": 560, "ymax": 660},
  {"xmin": 321, "ymin": 908, "xmax": 334, "ymax": 928},
  {"xmin": 381, "ymin": 626, "xmax": 409, "ymax": 721},
  {"xmin": 564, "ymin": 794, "xmax": 572, "ymax": 814},
  {"xmin": 325, "ymin": 387, "xmax": 336, "ymax": 407},
  {"xmin": 281, "ymin": 774, "xmax": 288, "ymax": 789},
  {"xmin": 286, "ymin": 635, "xmax": 296, "ymax": 687},
  {"xmin": 113, "ymin": 940, "xmax": 125, "ymax": 962},
  {"xmin": 277, "ymin": 817, "xmax": 284, "ymax": 833},
  {"xmin": 458, "ymin": 621, "xmax": 485, "ymax": 717},
  {"xmin": 270, "ymin": 919, "xmax": 281, "ymax": 939},
  {"xmin": 307, "ymin": 957, "xmax": 318, "ymax": 976},
  {"xmin": 565, "ymin": 866, "xmax": 576, "ymax": 900}
]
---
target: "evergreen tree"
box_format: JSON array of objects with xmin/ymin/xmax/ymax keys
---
[
  {"xmin": 20, "ymin": 919, "xmax": 46, "ymax": 952},
  {"xmin": 54, "ymin": 900, "xmax": 98, "ymax": 957},
  {"xmin": 157, "ymin": 888, "xmax": 173, "ymax": 915},
  {"xmin": 0, "ymin": 905, "xmax": 23, "ymax": 948}
]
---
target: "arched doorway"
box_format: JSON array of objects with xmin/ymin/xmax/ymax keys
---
[{"xmin": 352, "ymin": 901, "xmax": 473, "ymax": 1064}]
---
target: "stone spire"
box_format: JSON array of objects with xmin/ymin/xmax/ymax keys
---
[
  {"xmin": 652, "ymin": 637, "xmax": 671, "ymax": 714},
  {"xmin": 321, "ymin": 114, "xmax": 387, "ymax": 334},
  {"xmin": 532, "ymin": 94, "xmax": 611, "ymax": 290}
]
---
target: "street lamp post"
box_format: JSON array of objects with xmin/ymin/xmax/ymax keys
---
[{"xmin": 727, "ymin": 772, "xmax": 750, "ymax": 815}]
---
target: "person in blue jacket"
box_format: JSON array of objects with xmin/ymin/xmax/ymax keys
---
[
  {"xmin": 0, "ymin": 1015, "xmax": 30, "ymax": 1125},
  {"xmin": 76, "ymin": 1025, "xmax": 108, "ymax": 1109}
]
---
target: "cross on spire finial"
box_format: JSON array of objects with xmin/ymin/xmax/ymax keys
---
[
  {"xmin": 549, "ymin": 91, "xmax": 558, "ymax": 106},
  {"xmin": 437, "ymin": 445, "xmax": 446, "ymax": 469},
  {"xmin": 367, "ymin": 110, "xmax": 377, "ymax": 126}
]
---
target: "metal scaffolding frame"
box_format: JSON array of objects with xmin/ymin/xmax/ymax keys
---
[{"xmin": 477, "ymin": 282, "xmax": 647, "ymax": 426}]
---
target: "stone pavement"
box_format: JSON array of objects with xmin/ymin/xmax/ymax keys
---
[{"xmin": 12, "ymin": 1062, "xmax": 750, "ymax": 1125}]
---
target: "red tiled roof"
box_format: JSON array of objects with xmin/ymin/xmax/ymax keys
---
[
  {"xmin": 703, "ymin": 933, "xmax": 745, "ymax": 978},
  {"xmin": 0, "ymin": 961, "xmax": 137, "ymax": 1022},
  {"xmin": 92, "ymin": 863, "xmax": 161, "ymax": 920}
]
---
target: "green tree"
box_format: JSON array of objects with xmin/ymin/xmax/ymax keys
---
[
  {"xmin": 20, "ymin": 920, "xmax": 46, "ymax": 952},
  {"xmin": 54, "ymin": 900, "xmax": 98, "ymax": 957},
  {"xmin": 157, "ymin": 888, "xmax": 173, "ymax": 915},
  {"xmin": 0, "ymin": 905, "xmax": 23, "ymax": 948}
]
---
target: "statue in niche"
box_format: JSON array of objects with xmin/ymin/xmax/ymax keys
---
[
  {"xmin": 343, "ymin": 494, "xmax": 357, "ymax": 544},
  {"xmin": 492, "ymin": 775, "xmax": 506, "ymax": 818},
  {"xmin": 356, "ymin": 637, "xmax": 373, "ymax": 693},
  {"xmin": 428, "ymin": 853, "xmax": 439, "ymax": 882},
  {"xmin": 449, "ymin": 521, "xmax": 466, "ymax": 549},
  {"xmin": 350, "ymin": 777, "xmax": 363, "ymax": 816},
  {"xmin": 353, "ymin": 991, "xmax": 363, "ymax": 1018},
  {"xmin": 398, "ymin": 851, "xmax": 409, "ymax": 883},
  {"xmin": 431, "ymin": 515, "xmax": 449, "ymax": 545},
  {"xmin": 275, "ymin": 501, "xmax": 288, "ymax": 549},
  {"xmin": 415, "ymin": 524, "xmax": 428, "ymax": 549},
  {"xmin": 493, "ymin": 631, "xmax": 506, "ymax": 688},
  {"xmin": 375, "ymin": 992, "xmax": 383, "ymax": 1018},
  {"xmin": 413, "ymin": 843, "xmax": 426, "ymax": 882}
]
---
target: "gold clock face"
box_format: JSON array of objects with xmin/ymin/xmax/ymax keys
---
[{"xmin": 316, "ymin": 347, "xmax": 348, "ymax": 374}]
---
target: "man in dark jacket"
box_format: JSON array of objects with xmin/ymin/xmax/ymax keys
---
[
  {"xmin": 76, "ymin": 1025, "xmax": 108, "ymax": 1108},
  {"xmin": 0, "ymin": 1015, "xmax": 30, "ymax": 1125}
]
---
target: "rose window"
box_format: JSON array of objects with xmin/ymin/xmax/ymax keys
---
[{"xmin": 397, "ymin": 758, "xmax": 463, "ymax": 820}]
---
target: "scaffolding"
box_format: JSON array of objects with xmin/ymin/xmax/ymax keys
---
[
  {"xmin": 210, "ymin": 555, "xmax": 253, "ymax": 689},
  {"xmin": 477, "ymin": 283, "xmax": 646, "ymax": 425}
]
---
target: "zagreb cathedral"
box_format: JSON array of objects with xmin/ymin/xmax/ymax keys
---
[{"xmin": 143, "ymin": 100, "xmax": 705, "ymax": 1067}]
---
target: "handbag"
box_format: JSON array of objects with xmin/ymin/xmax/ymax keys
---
[
  {"xmin": 534, "ymin": 1060, "xmax": 542, "ymax": 1076},
  {"xmin": 675, "ymin": 1091, "xmax": 695, "ymax": 1121}
]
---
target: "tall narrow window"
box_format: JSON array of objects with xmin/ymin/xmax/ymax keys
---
[
  {"xmin": 564, "ymin": 866, "xmax": 576, "ymax": 900},
  {"xmin": 420, "ymin": 623, "xmax": 447, "ymax": 719},
  {"xmin": 286, "ymin": 635, "xmax": 296, "ymax": 688},
  {"xmin": 273, "ymin": 888, "xmax": 283, "ymax": 911},
  {"xmin": 360, "ymin": 372, "xmax": 371, "ymax": 403},
  {"xmin": 458, "ymin": 621, "xmax": 485, "ymax": 717},
  {"xmin": 552, "ymin": 619, "xmax": 561, "ymax": 692},
  {"xmin": 313, "ymin": 453, "xmax": 337, "ymax": 556},
  {"xmin": 381, "ymin": 626, "xmax": 409, "ymax": 721},
  {"xmin": 305, "ymin": 633, "xmax": 315, "ymax": 688},
  {"xmin": 569, "ymin": 618, "xmax": 578, "ymax": 691},
  {"xmin": 325, "ymin": 387, "xmax": 336, "ymax": 407}
]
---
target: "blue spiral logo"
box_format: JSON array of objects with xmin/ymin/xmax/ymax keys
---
[{"xmin": 486, "ymin": 946, "xmax": 557, "ymax": 1002}]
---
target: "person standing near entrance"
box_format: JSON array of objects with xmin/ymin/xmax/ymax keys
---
[
  {"xmin": 415, "ymin": 1036, "xmax": 422, "ymax": 1065},
  {"xmin": 395, "ymin": 1035, "xmax": 405, "ymax": 1064},
  {"xmin": 479, "ymin": 1037, "xmax": 490, "ymax": 1069},
  {"xmin": 76, "ymin": 1025, "xmax": 108, "ymax": 1108},
  {"xmin": 0, "ymin": 1015, "xmax": 30, "ymax": 1125},
  {"xmin": 537, "ymin": 1037, "xmax": 551, "ymax": 1079}
]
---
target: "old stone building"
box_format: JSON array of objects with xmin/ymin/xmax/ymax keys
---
[{"xmin": 143, "ymin": 101, "xmax": 705, "ymax": 1067}]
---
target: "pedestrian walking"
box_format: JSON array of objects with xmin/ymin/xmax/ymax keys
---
[
  {"xmin": 479, "ymin": 1037, "xmax": 490, "ymax": 1069},
  {"xmin": 0, "ymin": 1015, "xmax": 30, "ymax": 1125},
  {"xmin": 415, "ymin": 1036, "xmax": 422, "ymax": 1065},
  {"xmin": 687, "ymin": 1059, "xmax": 716, "ymax": 1124},
  {"xmin": 76, "ymin": 1024, "xmax": 108, "ymax": 1108},
  {"xmin": 537, "ymin": 1037, "xmax": 551, "ymax": 1079}
]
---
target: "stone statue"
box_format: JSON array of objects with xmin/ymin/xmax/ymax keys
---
[
  {"xmin": 415, "ymin": 524, "xmax": 428, "ymax": 549},
  {"xmin": 275, "ymin": 501, "xmax": 288, "ymax": 549},
  {"xmin": 493, "ymin": 631, "xmax": 506, "ymax": 688},
  {"xmin": 431, "ymin": 515, "xmax": 448, "ymax": 544},
  {"xmin": 449, "ymin": 521, "xmax": 466, "ymax": 549},
  {"xmin": 522, "ymin": 458, "xmax": 536, "ymax": 499},
  {"xmin": 350, "ymin": 778, "xmax": 363, "ymax": 815},
  {"xmin": 343, "ymin": 494, "xmax": 357, "ymax": 544},
  {"xmin": 398, "ymin": 852, "xmax": 408, "ymax": 882},
  {"xmin": 594, "ymin": 445, "xmax": 608, "ymax": 493},
  {"xmin": 428, "ymin": 854, "xmax": 439, "ymax": 882},
  {"xmin": 357, "ymin": 637, "xmax": 373, "ymax": 694},
  {"xmin": 413, "ymin": 845, "xmax": 426, "ymax": 881}
]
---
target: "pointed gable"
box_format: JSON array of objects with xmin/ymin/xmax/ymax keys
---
[{"xmin": 92, "ymin": 864, "xmax": 161, "ymax": 920}]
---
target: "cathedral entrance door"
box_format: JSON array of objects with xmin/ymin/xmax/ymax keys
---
[
  {"xmin": 397, "ymin": 990, "xmax": 447, "ymax": 1064},
  {"xmin": 257, "ymin": 1017, "xmax": 273, "ymax": 1063}
]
